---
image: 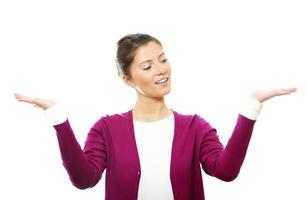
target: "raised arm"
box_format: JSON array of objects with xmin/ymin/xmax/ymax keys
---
[
  {"xmin": 199, "ymin": 87, "xmax": 297, "ymax": 181},
  {"xmin": 50, "ymin": 112, "xmax": 107, "ymax": 189},
  {"xmin": 14, "ymin": 93, "xmax": 107, "ymax": 189}
]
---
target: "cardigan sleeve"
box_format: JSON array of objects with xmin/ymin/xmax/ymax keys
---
[
  {"xmin": 199, "ymin": 98, "xmax": 262, "ymax": 182},
  {"xmin": 199, "ymin": 115, "xmax": 256, "ymax": 182},
  {"xmin": 51, "ymin": 116, "xmax": 108, "ymax": 189}
]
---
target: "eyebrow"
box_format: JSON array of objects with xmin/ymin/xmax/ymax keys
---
[{"xmin": 138, "ymin": 52, "xmax": 165, "ymax": 67}]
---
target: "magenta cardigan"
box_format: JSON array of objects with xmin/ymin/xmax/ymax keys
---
[{"xmin": 52, "ymin": 109, "xmax": 256, "ymax": 200}]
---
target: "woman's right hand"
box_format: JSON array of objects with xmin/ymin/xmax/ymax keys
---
[{"xmin": 14, "ymin": 93, "xmax": 57, "ymax": 110}]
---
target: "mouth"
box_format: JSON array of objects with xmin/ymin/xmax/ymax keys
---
[{"xmin": 155, "ymin": 77, "xmax": 169, "ymax": 85}]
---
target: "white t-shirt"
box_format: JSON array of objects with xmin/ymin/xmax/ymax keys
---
[{"xmin": 133, "ymin": 113, "xmax": 175, "ymax": 200}]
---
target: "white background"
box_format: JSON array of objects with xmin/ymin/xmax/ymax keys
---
[{"xmin": 1, "ymin": 0, "xmax": 306, "ymax": 199}]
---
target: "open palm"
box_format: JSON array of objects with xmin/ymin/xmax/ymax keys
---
[
  {"xmin": 14, "ymin": 93, "xmax": 57, "ymax": 110},
  {"xmin": 250, "ymin": 88, "xmax": 297, "ymax": 103}
]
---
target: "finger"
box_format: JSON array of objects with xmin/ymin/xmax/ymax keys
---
[
  {"xmin": 285, "ymin": 87, "xmax": 297, "ymax": 92},
  {"xmin": 14, "ymin": 93, "xmax": 35, "ymax": 104},
  {"xmin": 273, "ymin": 88, "xmax": 297, "ymax": 96}
]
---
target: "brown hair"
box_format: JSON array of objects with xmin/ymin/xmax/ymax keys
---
[{"xmin": 116, "ymin": 33, "xmax": 162, "ymax": 78}]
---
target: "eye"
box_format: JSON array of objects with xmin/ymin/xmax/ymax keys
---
[
  {"xmin": 161, "ymin": 59, "xmax": 168, "ymax": 63},
  {"xmin": 143, "ymin": 65, "xmax": 151, "ymax": 71}
]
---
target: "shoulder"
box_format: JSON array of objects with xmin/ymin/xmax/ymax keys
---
[
  {"xmin": 173, "ymin": 109, "xmax": 212, "ymax": 130},
  {"xmin": 92, "ymin": 110, "xmax": 131, "ymax": 129},
  {"xmin": 104, "ymin": 110, "xmax": 130, "ymax": 121}
]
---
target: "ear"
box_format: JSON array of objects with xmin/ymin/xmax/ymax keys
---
[{"xmin": 122, "ymin": 75, "xmax": 136, "ymax": 88}]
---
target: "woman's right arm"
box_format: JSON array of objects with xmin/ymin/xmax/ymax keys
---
[
  {"xmin": 46, "ymin": 104, "xmax": 107, "ymax": 189},
  {"xmin": 15, "ymin": 93, "xmax": 107, "ymax": 189}
]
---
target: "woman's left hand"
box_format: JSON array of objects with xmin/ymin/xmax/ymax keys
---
[{"xmin": 250, "ymin": 88, "xmax": 297, "ymax": 103}]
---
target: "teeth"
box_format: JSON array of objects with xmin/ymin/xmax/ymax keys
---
[{"xmin": 156, "ymin": 78, "xmax": 167, "ymax": 84}]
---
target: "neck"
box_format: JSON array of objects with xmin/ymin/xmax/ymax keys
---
[{"xmin": 132, "ymin": 93, "xmax": 172, "ymax": 122}]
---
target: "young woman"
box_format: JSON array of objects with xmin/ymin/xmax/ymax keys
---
[{"xmin": 15, "ymin": 33, "xmax": 297, "ymax": 200}]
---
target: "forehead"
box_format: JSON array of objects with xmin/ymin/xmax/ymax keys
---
[{"xmin": 133, "ymin": 41, "xmax": 164, "ymax": 63}]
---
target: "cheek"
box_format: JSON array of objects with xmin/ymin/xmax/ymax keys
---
[{"xmin": 135, "ymin": 72, "xmax": 154, "ymax": 87}]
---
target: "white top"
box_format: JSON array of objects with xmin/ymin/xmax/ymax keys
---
[
  {"xmin": 43, "ymin": 97, "xmax": 263, "ymax": 199},
  {"xmin": 133, "ymin": 113, "xmax": 175, "ymax": 200}
]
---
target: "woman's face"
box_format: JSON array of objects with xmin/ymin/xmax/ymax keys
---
[{"xmin": 123, "ymin": 41, "xmax": 172, "ymax": 98}]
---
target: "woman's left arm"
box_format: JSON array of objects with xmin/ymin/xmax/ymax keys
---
[{"xmin": 199, "ymin": 87, "xmax": 297, "ymax": 182}]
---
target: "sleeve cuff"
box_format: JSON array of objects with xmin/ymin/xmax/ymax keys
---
[
  {"xmin": 44, "ymin": 102, "xmax": 68, "ymax": 126},
  {"xmin": 239, "ymin": 97, "xmax": 263, "ymax": 120}
]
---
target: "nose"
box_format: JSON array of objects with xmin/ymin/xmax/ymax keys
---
[{"xmin": 156, "ymin": 62, "xmax": 167, "ymax": 75}]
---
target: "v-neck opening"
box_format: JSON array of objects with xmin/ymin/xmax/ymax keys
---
[
  {"xmin": 133, "ymin": 112, "xmax": 174, "ymax": 124},
  {"xmin": 128, "ymin": 108, "xmax": 177, "ymax": 182}
]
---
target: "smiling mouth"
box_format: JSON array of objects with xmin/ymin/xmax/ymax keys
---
[{"xmin": 155, "ymin": 78, "xmax": 169, "ymax": 85}]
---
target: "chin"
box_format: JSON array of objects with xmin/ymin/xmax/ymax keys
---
[
  {"xmin": 158, "ymin": 88, "xmax": 171, "ymax": 97},
  {"xmin": 143, "ymin": 84, "xmax": 172, "ymax": 98},
  {"xmin": 164, "ymin": 88, "xmax": 171, "ymax": 95}
]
